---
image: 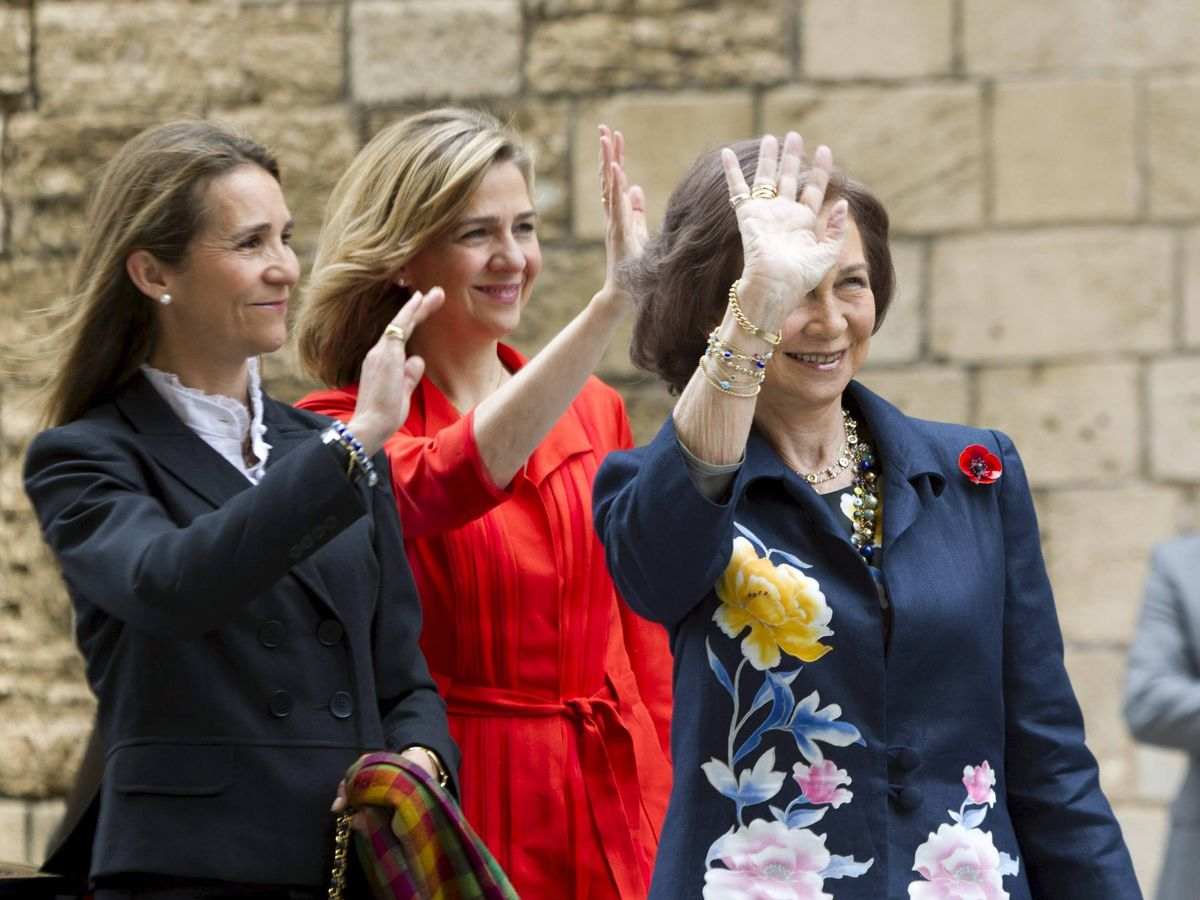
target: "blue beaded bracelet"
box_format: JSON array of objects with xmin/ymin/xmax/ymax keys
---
[{"xmin": 324, "ymin": 421, "xmax": 379, "ymax": 487}]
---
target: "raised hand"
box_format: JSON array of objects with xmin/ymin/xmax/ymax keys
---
[
  {"xmin": 721, "ymin": 132, "xmax": 847, "ymax": 304},
  {"xmin": 598, "ymin": 124, "xmax": 648, "ymax": 299},
  {"xmin": 348, "ymin": 287, "xmax": 445, "ymax": 455}
]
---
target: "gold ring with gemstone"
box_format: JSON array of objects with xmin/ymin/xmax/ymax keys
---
[{"xmin": 384, "ymin": 324, "xmax": 406, "ymax": 342}]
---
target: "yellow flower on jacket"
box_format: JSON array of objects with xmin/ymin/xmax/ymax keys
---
[{"xmin": 715, "ymin": 536, "xmax": 833, "ymax": 670}]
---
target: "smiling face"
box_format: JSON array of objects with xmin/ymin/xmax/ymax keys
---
[
  {"xmin": 400, "ymin": 160, "xmax": 542, "ymax": 341},
  {"xmin": 759, "ymin": 212, "xmax": 876, "ymax": 416},
  {"xmin": 153, "ymin": 164, "xmax": 299, "ymax": 369}
]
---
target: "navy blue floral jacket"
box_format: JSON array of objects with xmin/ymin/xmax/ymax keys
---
[{"xmin": 593, "ymin": 381, "xmax": 1140, "ymax": 900}]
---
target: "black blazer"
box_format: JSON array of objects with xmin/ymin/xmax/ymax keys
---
[{"xmin": 24, "ymin": 373, "xmax": 457, "ymax": 887}]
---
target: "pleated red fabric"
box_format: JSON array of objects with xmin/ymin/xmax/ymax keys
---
[{"xmin": 298, "ymin": 344, "xmax": 672, "ymax": 899}]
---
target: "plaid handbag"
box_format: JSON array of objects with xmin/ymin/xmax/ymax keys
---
[{"xmin": 329, "ymin": 752, "xmax": 520, "ymax": 900}]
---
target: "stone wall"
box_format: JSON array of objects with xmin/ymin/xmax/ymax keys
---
[{"xmin": 0, "ymin": 0, "xmax": 1196, "ymax": 890}]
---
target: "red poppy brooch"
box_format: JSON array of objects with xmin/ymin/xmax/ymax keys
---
[{"xmin": 958, "ymin": 444, "xmax": 1002, "ymax": 485}]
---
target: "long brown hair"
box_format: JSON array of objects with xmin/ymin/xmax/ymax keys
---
[
  {"xmin": 624, "ymin": 138, "xmax": 895, "ymax": 394},
  {"xmin": 295, "ymin": 108, "xmax": 532, "ymax": 387},
  {"xmin": 37, "ymin": 120, "xmax": 279, "ymax": 427}
]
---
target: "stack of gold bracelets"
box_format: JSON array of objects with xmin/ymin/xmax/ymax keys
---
[{"xmin": 699, "ymin": 279, "xmax": 781, "ymax": 398}]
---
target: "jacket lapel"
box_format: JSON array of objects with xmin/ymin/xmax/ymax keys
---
[
  {"xmin": 847, "ymin": 381, "xmax": 946, "ymax": 553},
  {"xmin": 114, "ymin": 373, "xmax": 252, "ymax": 508}
]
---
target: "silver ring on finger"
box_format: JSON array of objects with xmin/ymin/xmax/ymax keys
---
[
  {"xmin": 729, "ymin": 192, "xmax": 751, "ymax": 210},
  {"xmin": 384, "ymin": 324, "xmax": 407, "ymax": 343}
]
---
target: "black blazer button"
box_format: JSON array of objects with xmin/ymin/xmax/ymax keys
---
[
  {"xmin": 895, "ymin": 786, "xmax": 924, "ymax": 812},
  {"xmin": 258, "ymin": 620, "xmax": 285, "ymax": 648},
  {"xmin": 329, "ymin": 691, "xmax": 354, "ymax": 719},
  {"xmin": 269, "ymin": 690, "xmax": 293, "ymax": 718},
  {"xmin": 317, "ymin": 620, "xmax": 345, "ymax": 646}
]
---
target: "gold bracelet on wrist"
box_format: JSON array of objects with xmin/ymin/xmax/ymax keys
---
[
  {"xmin": 699, "ymin": 354, "xmax": 762, "ymax": 398},
  {"xmin": 727, "ymin": 279, "xmax": 782, "ymax": 346}
]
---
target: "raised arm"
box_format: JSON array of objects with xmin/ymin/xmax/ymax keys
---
[
  {"xmin": 471, "ymin": 126, "xmax": 646, "ymax": 488},
  {"xmin": 672, "ymin": 133, "xmax": 846, "ymax": 465}
]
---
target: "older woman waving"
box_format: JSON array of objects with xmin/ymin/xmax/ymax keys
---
[{"xmin": 593, "ymin": 132, "xmax": 1140, "ymax": 899}]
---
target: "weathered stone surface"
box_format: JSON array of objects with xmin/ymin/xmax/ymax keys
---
[
  {"xmin": 1134, "ymin": 745, "xmax": 1187, "ymax": 804},
  {"xmin": 1148, "ymin": 76, "xmax": 1200, "ymax": 220},
  {"xmin": 527, "ymin": 1, "xmax": 790, "ymax": 93},
  {"xmin": 963, "ymin": 0, "xmax": 1200, "ymax": 74},
  {"xmin": 976, "ymin": 363, "xmax": 1139, "ymax": 487},
  {"xmin": 1187, "ymin": 228, "xmax": 1200, "ymax": 349},
  {"xmin": 0, "ymin": 4, "xmax": 32, "ymax": 99},
  {"xmin": 1064, "ymin": 645, "xmax": 1134, "ymax": 799},
  {"xmin": 0, "ymin": 256, "xmax": 79, "ymax": 385},
  {"xmin": 992, "ymin": 79, "xmax": 1138, "ymax": 224},
  {"xmin": 868, "ymin": 239, "xmax": 923, "ymax": 365},
  {"xmin": 351, "ymin": 0, "xmax": 521, "ymax": 104},
  {"xmin": 525, "ymin": 0, "xmax": 697, "ymax": 14},
  {"xmin": 37, "ymin": 1, "xmax": 343, "ymax": 116},
  {"xmin": 217, "ymin": 106, "xmax": 358, "ymax": 258},
  {"xmin": 930, "ymin": 229, "xmax": 1173, "ymax": 361},
  {"xmin": 620, "ymin": 380, "xmax": 674, "ymax": 446},
  {"xmin": 0, "ymin": 797, "xmax": 25, "ymax": 861},
  {"xmin": 1113, "ymin": 802, "xmax": 1169, "ymax": 898},
  {"xmin": 573, "ymin": 92, "xmax": 754, "ymax": 239},
  {"xmin": 367, "ymin": 98, "xmax": 574, "ymax": 242},
  {"xmin": 1148, "ymin": 357, "xmax": 1200, "ymax": 482},
  {"xmin": 29, "ymin": 799, "xmax": 66, "ymax": 864},
  {"xmin": 763, "ymin": 85, "xmax": 984, "ymax": 233},
  {"xmin": 1040, "ymin": 485, "xmax": 1183, "ymax": 643},
  {"xmin": 803, "ymin": 0, "xmax": 953, "ymax": 79},
  {"xmin": 856, "ymin": 365, "xmax": 968, "ymax": 424}
]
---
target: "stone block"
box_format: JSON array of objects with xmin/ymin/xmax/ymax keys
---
[
  {"xmin": 1113, "ymin": 803, "xmax": 1169, "ymax": 899},
  {"xmin": 573, "ymin": 92, "xmax": 754, "ymax": 240},
  {"xmin": 0, "ymin": 713, "xmax": 92, "ymax": 798},
  {"xmin": 930, "ymin": 229, "xmax": 1173, "ymax": 362},
  {"xmin": 1063, "ymin": 645, "xmax": 1135, "ymax": 799},
  {"xmin": 1, "ymin": 510, "xmax": 75, "ymax": 639},
  {"xmin": 976, "ymin": 363, "xmax": 1139, "ymax": 488},
  {"xmin": 4, "ymin": 112, "xmax": 155, "ymax": 257},
  {"xmin": 802, "ymin": 0, "xmax": 953, "ymax": 79},
  {"xmin": 868, "ymin": 239, "xmax": 923, "ymax": 365},
  {"xmin": 763, "ymin": 85, "xmax": 983, "ymax": 233},
  {"xmin": 0, "ymin": 797, "xmax": 25, "ymax": 861},
  {"xmin": 367, "ymin": 98, "xmax": 574, "ymax": 242},
  {"xmin": 992, "ymin": 79, "xmax": 1138, "ymax": 224},
  {"xmin": 526, "ymin": 2, "xmax": 790, "ymax": 93},
  {"xmin": 216, "ymin": 106, "xmax": 358, "ymax": 258},
  {"xmin": 1134, "ymin": 744, "xmax": 1187, "ymax": 804},
  {"xmin": 1039, "ymin": 485, "xmax": 1183, "ymax": 644},
  {"xmin": 507, "ymin": 243, "xmax": 643, "ymax": 380},
  {"xmin": 963, "ymin": 0, "xmax": 1200, "ymax": 75},
  {"xmin": 28, "ymin": 799, "xmax": 65, "ymax": 865},
  {"xmin": 0, "ymin": 4, "xmax": 32, "ymax": 99},
  {"xmin": 1148, "ymin": 357, "xmax": 1200, "ymax": 482},
  {"xmin": 1148, "ymin": 76, "xmax": 1200, "ymax": 220},
  {"xmin": 350, "ymin": 0, "xmax": 521, "ymax": 104},
  {"xmin": 37, "ymin": 1, "xmax": 343, "ymax": 116},
  {"xmin": 856, "ymin": 365, "xmax": 968, "ymax": 425},
  {"xmin": 1187, "ymin": 228, "xmax": 1200, "ymax": 349}
]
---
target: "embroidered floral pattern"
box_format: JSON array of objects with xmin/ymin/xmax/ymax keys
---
[
  {"xmin": 715, "ymin": 531, "xmax": 833, "ymax": 670},
  {"xmin": 909, "ymin": 760, "xmax": 1019, "ymax": 899},
  {"xmin": 703, "ymin": 523, "xmax": 873, "ymax": 897}
]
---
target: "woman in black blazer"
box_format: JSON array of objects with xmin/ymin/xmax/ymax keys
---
[{"xmin": 24, "ymin": 120, "xmax": 455, "ymax": 899}]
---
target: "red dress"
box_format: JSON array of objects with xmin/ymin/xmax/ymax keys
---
[{"xmin": 298, "ymin": 344, "xmax": 672, "ymax": 899}]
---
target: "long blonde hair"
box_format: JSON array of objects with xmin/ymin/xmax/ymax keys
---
[
  {"xmin": 295, "ymin": 108, "xmax": 533, "ymax": 387},
  {"xmin": 37, "ymin": 120, "xmax": 280, "ymax": 427}
]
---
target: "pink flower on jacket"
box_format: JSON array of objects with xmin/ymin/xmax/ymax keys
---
[
  {"xmin": 704, "ymin": 819, "xmax": 832, "ymax": 900},
  {"xmin": 909, "ymin": 823, "xmax": 1009, "ymax": 900},
  {"xmin": 962, "ymin": 761, "xmax": 996, "ymax": 807},
  {"xmin": 792, "ymin": 759, "xmax": 853, "ymax": 808}
]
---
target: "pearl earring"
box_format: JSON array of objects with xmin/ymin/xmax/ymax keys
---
[{"xmin": 159, "ymin": 293, "xmax": 172, "ymax": 305}]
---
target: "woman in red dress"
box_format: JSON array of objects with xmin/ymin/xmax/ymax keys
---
[{"xmin": 294, "ymin": 108, "xmax": 672, "ymax": 899}]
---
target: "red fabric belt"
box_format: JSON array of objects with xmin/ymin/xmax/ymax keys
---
[{"xmin": 441, "ymin": 676, "xmax": 648, "ymax": 898}]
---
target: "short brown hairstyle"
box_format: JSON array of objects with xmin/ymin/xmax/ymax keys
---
[{"xmin": 625, "ymin": 138, "xmax": 895, "ymax": 394}]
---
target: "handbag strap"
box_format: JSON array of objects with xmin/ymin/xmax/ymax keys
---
[{"xmin": 327, "ymin": 811, "xmax": 353, "ymax": 900}]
